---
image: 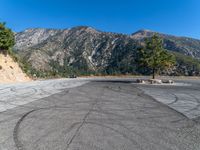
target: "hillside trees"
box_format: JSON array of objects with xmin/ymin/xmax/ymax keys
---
[{"xmin": 0, "ymin": 22, "xmax": 15, "ymax": 53}]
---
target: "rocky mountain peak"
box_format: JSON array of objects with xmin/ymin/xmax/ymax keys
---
[
  {"xmin": 131, "ymin": 29, "xmax": 156, "ymax": 40},
  {"xmin": 69, "ymin": 26, "xmax": 99, "ymax": 34}
]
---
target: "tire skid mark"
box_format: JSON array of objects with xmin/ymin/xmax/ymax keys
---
[
  {"xmin": 65, "ymin": 105, "xmax": 95, "ymax": 150},
  {"xmin": 11, "ymin": 82, "xmax": 200, "ymax": 150},
  {"xmin": 97, "ymin": 86, "xmax": 146, "ymax": 148},
  {"xmin": 0, "ymin": 80, "xmax": 88, "ymax": 113},
  {"xmin": 106, "ymin": 85, "xmax": 184, "ymax": 122},
  {"xmin": 10, "ymin": 87, "xmax": 38, "ymax": 94},
  {"xmin": 13, "ymin": 106, "xmax": 74, "ymax": 150},
  {"xmin": 0, "ymin": 100, "xmax": 41, "ymax": 110},
  {"xmin": 184, "ymin": 94, "xmax": 200, "ymax": 113},
  {"xmin": 168, "ymin": 93, "xmax": 179, "ymax": 105},
  {"xmin": 13, "ymin": 109, "xmax": 37, "ymax": 150},
  {"xmin": 96, "ymin": 86, "xmax": 177, "ymax": 149},
  {"xmin": 136, "ymin": 87, "xmax": 189, "ymax": 119},
  {"xmin": 95, "ymin": 106, "xmax": 146, "ymax": 149},
  {"xmin": 65, "ymin": 88, "xmax": 104, "ymax": 150}
]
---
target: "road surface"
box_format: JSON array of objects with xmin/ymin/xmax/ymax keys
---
[{"xmin": 0, "ymin": 78, "xmax": 200, "ymax": 150}]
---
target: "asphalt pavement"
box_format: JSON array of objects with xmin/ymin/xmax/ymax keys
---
[{"xmin": 0, "ymin": 78, "xmax": 200, "ymax": 150}]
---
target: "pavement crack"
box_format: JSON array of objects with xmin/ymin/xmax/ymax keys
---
[
  {"xmin": 65, "ymin": 102, "xmax": 96, "ymax": 150},
  {"xmin": 65, "ymin": 87, "xmax": 103, "ymax": 150}
]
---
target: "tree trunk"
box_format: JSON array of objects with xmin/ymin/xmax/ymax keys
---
[{"xmin": 152, "ymin": 68, "xmax": 155, "ymax": 79}]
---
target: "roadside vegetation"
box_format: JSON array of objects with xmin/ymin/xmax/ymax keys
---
[
  {"xmin": 172, "ymin": 51, "xmax": 200, "ymax": 76},
  {"xmin": 0, "ymin": 22, "xmax": 15, "ymax": 54},
  {"xmin": 136, "ymin": 34, "xmax": 176, "ymax": 79}
]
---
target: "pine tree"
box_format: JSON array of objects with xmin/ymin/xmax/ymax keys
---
[
  {"xmin": 0, "ymin": 22, "xmax": 15, "ymax": 53},
  {"xmin": 136, "ymin": 34, "xmax": 175, "ymax": 79}
]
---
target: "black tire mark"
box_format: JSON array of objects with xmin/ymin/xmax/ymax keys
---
[
  {"xmin": 13, "ymin": 109, "xmax": 37, "ymax": 150},
  {"xmin": 184, "ymin": 94, "xmax": 200, "ymax": 113},
  {"xmin": 10, "ymin": 87, "xmax": 38, "ymax": 99},
  {"xmin": 79, "ymin": 121, "xmax": 142, "ymax": 149},
  {"xmin": 12, "ymin": 85, "xmax": 100, "ymax": 150},
  {"xmin": 13, "ymin": 106, "xmax": 73, "ymax": 150},
  {"xmin": 65, "ymin": 105, "xmax": 94, "ymax": 150},
  {"xmin": 0, "ymin": 100, "xmax": 41, "ymax": 112},
  {"xmin": 136, "ymin": 87, "xmax": 189, "ymax": 120},
  {"xmin": 94, "ymin": 86, "xmax": 170, "ymax": 149},
  {"xmin": 96, "ymin": 104, "xmax": 176, "ymax": 148},
  {"xmin": 65, "ymin": 87, "xmax": 105, "ymax": 149},
  {"xmin": 168, "ymin": 93, "xmax": 179, "ymax": 105}
]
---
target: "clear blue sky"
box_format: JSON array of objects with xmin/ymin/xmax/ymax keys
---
[{"xmin": 0, "ymin": 0, "xmax": 200, "ymax": 39}]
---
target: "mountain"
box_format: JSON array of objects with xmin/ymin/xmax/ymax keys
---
[
  {"xmin": 131, "ymin": 29, "xmax": 200, "ymax": 58},
  {"xmin": 13, "ymin": 27, "xmax": 200, "ymax": 77}
]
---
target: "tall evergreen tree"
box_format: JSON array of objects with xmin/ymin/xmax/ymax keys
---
[
  {"xmin": 136, "ymin": 34, "xmax": 175, "ymax": 79},
  {"xmin": 0, "ymin": 22, "xmax": 15, "ymax": 53}
]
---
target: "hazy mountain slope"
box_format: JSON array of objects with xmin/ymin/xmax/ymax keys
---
[{"xmin": 13, "ymin": 27, "xmax": 200, "ymax": 76}]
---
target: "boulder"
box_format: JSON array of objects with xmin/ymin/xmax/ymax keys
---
[
  {"xmin": 136, "ymin": 79, "xmax": 146, "ymax": 84},
  {"xmin": 162, "ymin": 79, "xmax": 174, "ymax": 84},
  {"xmin": 148, "ymin": 79, "xmax": 162, "ymax": 84}
]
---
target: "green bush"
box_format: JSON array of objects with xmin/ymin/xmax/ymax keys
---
[{"xmin": 0, "ymin": 22, "xmax": 15, "ymax": 53}]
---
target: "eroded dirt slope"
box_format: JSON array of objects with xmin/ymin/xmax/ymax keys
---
[{"xmin": 0, "ymin": 54, "xmax": 30, "ymax": 83}]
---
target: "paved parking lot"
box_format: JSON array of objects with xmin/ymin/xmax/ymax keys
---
[{"xmin": 0, "ymin": 78, "xmax": 200, "ymax": 150}]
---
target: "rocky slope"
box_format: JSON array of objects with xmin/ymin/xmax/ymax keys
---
[
  {"xmin": 131, "ymin": 29, "xmax": 200, "ymax": 58},
  {"xmin": 13, "ymin": 27, "xmax": 200, "ymax": 76},
  {"xmin": 0, "ymin": 54, "xmax": 30, "ymax": 83}
]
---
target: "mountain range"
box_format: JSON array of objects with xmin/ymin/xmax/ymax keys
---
[{"xmin": 13, "ymin": 26, "xmax": 200, "ymax": 77}]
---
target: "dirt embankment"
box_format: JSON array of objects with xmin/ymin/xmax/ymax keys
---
[{"xmin": 0, "ymin": 54, "xmax": 31, "ymax": 83}]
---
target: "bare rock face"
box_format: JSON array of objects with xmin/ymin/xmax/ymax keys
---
[
  {"xmin": 131, "ymin": 29, "xmax": 155, "ymax": 40},
  {"xmin": 13, "ymin": 26, "xmax": 200, "ymax": 75},
  {"xmin": 14, "ymin": 28, "xmax": 62, "ymax": 50}
]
